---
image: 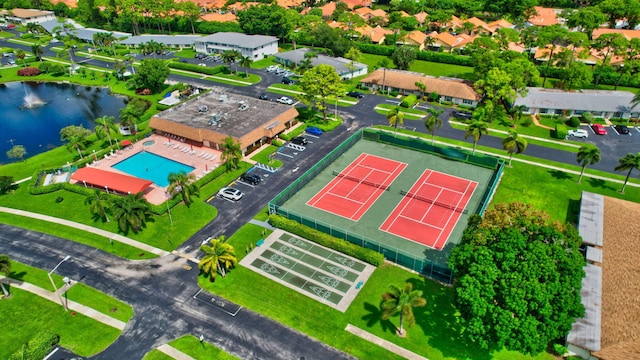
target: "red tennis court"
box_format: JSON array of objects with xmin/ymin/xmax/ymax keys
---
[
  {"xmin": 306, "ymin": 153, "xmax": 406, "ymax": 221},
  {"xmin": 380, "ymin": 170, "xmax": 477, "ymax": 250}
]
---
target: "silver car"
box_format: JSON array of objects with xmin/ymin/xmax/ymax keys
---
[{"xmin": 218, "ymin": 187, "xmax": 243, "ymax": 201}]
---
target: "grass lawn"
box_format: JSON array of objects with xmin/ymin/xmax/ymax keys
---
[
  {"xmin": 143, "ymin": 350, "xmax": 174, "ymax": 360},
  {"xmin": 375, "ymin": 103, "xmax": 428, "ymax": 117},
  {"xmin": 358, "ymin": 53, "xmax": 474, "ymax": 79},
  {"xmin": 251, "ymin": 56, "xmax": 278, "ymax": 69},
  {"xmin": 168, "ymin": 335, "xmax": 240, "ymax": 359},
  {"xmin": 249, "ymin": 145, "xmax": 283, "ymax": 168},
  {"xmin": 9, "ymin": 261, "xmax": 134, "ymax": 322},
  {"xmin": 0, "ymin": 289, "xmax": 122, "ymax": 358}
]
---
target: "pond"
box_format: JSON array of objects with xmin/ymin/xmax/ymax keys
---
[{"xmin": 0, "ymin": 81, "xmax": 128, "ymax": 164}]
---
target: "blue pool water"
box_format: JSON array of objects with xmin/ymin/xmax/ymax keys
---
[{"xmin": 112, "ymin": 151, "xmax": 194, "ymax": 187}]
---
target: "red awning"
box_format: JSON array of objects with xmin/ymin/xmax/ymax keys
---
[
  {"xmin": 71, "ymin": 167, "xmax": 153, "ymax": 194},
  {"xmin": 121, "ymin": 140, "xmax": 132, "ymax": 146}
]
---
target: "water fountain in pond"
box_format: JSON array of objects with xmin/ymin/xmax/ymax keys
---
[{"xmin": 22, "ymin": 83, "xmax": 46, "ymax": 109}]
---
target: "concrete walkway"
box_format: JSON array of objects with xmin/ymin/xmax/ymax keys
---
[
  {"xmin": 0, "ymin": 275, "xmax": 126, "ymax": 330},
  {"xmin": 0, "ymin": 207, "xmax": 170, "ymax": 256},
  {"xmin": 345, "ymin": 324, "xmax": 428, "ymax": 360},
  {"xmin": 157, "ymin": 344, "xmax": 195, "ymax": 360}
]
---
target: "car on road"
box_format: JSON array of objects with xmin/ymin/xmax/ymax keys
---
[
  {"xmin": 567, "ymin": 129, "xmax": 588, "ymax": 138},
  {"xmin": 346, "ymin": 91, "xmax": 364, "ymax": 98},
  {"xmin": 258, "ymin": 94, "xmax": 269, "ymax": 100},
  {"xmin": 615, "ymin": 124, "xmax": 630, "ymax": 134},
  {"xmin": 291, "ymin": 136, "xmax": 308, "ymax": 146},
  {"xmin": 452, "ymin": 110, "xmax": 472, "ymax": 119},
  {"xmin": 266, "ymin": 65, "xmax": 279, "ymax": 72},
  {"xmin": 218, "ymin": 187, "xmax": 243, "ymax": 201},
  {"xmin": 591, "ymin": 123, "xmax": 607, "ymax": 135},
  {"xmin": 306, "ymin": 126, "xmax": 323, "ymax": 136},
  {"xmin": 240, "ymin": 172, "xmax": 261, "ymax": 185},
  {"xmin": 198, "ymin": 63, "xmax": 207, "ymax": 67},
  {"xmin": 277, "ymin": 96, "xmax": 294, "ymax": 105},
  {"xmin": 281, "ymin": 77, "xmax": 295, "ymax": 85}
]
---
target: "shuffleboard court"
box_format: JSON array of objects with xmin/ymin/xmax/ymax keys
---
[
  {"xmin": 380, "ymin": 169, "xmax": 478, "ymax": 250},
  {"xmin": 306, "ymin": 153, "xmax": 406, "ymax": 221},
  {"xmin": 240, "ymin": 230, "xmax": 375, "ymax": 312}
]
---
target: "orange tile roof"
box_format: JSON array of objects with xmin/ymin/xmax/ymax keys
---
[
  {"xmin": 592, "ymin": 28, "xmax": 640, "ymax": 41},
  {"xmin": 414, "ymin": 11, "xmax": 428, "ymax": 24},
  {"xmin": 319, "ymin": 2, "xmax": 336, "ymax": 18},
  {"xmin": 465, "ymin": 17, "xmax": 492, "ymax": 33},
  {"xmin": 276, "ymin": 0, "xmax": 304, "ymax": 8},
  {"xmin": 528, "ymin": 6, "xmax": 559, "ymax": 26},
  {"xmin": 401, "ymin": 30, "xmax": 427, "ymax": 46},
  {"xmin": 341, "ymin": 0, "xmax": 371, "ymax": 9},
  {"xmin": 227, "ymin": 1, "xmax": 260, "ymax": 11},
  {"xmin": 432, "ymin": 32, "xmax": 476, "ymax": 48},
  {"xmin": 200, "ymin": 12, "xmax": 237, "ymax": 22},
  {"xmin": 487, "ymin": 19, "xmax": 513, "ymax": 31},
  {"xmin": 50, "ymin": 0, "xmax": 78, "ymax": 8},
  {"xmin": 354, "ymin": 24, "xmax": 391, "ymax": 43}
]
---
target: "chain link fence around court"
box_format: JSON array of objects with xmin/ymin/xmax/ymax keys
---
[{"xmin": 269, "ymin": 128, "xmax": 504, "ymax": 284}]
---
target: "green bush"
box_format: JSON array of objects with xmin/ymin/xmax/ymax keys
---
[
  {"xmin": 268, "ymin": 214, "xmax": 385, "ymax": 266},
  {"xmin": 581, "ymin": 111, "xmax": 594, "ymax": 124},
  {"xmin": 416, "ymin": 50, "xmax": 473, "ymax": 66},
  {"xmin": 552, "ymin": 344, "xmax": 568, "ymax": 356},
  {"xmin": 400, "ymin": 94, "xmax": 418, "ymax": 108},
  {"xmin": 10, "ymin": 330, "xmax": 59, "ymax": 360},
  {"xmin": 272, "ymin": 139, "xmax": 284, "ymax": 147},
  {"xmin": 566, "ymin": 116, "xmax": 581, "ymax": 127},
  {"xmin": 521, "ymin": 116, "xmax": 533, "ymax": 127},
  {"xmin": 554, "ymin": 123, "xmax": 568, "ymax": 139}
]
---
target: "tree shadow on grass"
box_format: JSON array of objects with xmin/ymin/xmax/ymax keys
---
[
  {"xmin": 360, "ymin": 302, "xmax": 397, "ymax": 334},
  {"xmin": 9, "ymin": 271, "xmax": 26, "ymax": 281},
  {"xmin": 548, "ymin": 169, "xmax": 573, "ymax": 181},
  {"xmin": 407, "ymin": 277, "xmax": 495, "ymax": 360},
  {"xmin": 586, "ymin": 177, "xmax": 616, "ymax": 191}
]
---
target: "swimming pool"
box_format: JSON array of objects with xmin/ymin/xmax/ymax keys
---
[{"xmin": 112, "ymin": 151, "xmax": 194, "ymax": 187}]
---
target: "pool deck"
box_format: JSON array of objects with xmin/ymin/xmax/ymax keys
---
[{"xmin": 72, "ymin": 134, "xmax": 222, "ymax": 205}]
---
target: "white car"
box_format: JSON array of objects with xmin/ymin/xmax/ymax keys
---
[
  {"xmin": 218, "ymin": 187, "xmax": 243, "ymax": 201},
  {"xmin": 198, "ymin": 63, "xmax": 207, "ymax": 67},
  {"xmin": 277, "ymin": 96, "xmax": 294, "ymax": 105},
  {"xmin": 567, "ymin": 129, "xmax": 589, "ymax": 138}
]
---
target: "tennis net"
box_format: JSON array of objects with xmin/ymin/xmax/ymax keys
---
[
  {"xmin": 332, "ymin": 170, "xmax": 390, "ymax": 191},
  {"xmin": 400, "ymin": 190, "xmax": 467, "ymax": 213}
]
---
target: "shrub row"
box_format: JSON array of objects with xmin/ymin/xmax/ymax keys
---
[
  {"xmin": 268, "ymin": 214, "xmax": 385, "ymax": 266},
  {"xmin": 9, "ymin": 330, "xmax": 59, "ymax": 360},
  {"xmin": 168, "ymin": 62, "xmax": 225, "ymax": 75},
  {"xmin": 415, "ymin": 50, "xmax": 473, "ymax": 66},
  {"xmin": 400, "ymin": 94, "xmax": 418, "ymax": 108},
  {"xmin": 555, "ymin": 123, "xmax": 568, "ymax": 139}
]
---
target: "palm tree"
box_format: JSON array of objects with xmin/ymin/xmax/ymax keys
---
[
  {"xmin": 31, "ymin": 43, "xmax": 43, "ymax": 62},
  {"xmin": 632, "ymin": 91, "xmax": 640, "ymax": 110},
  {"xmin": 576, "ymin": 145, "xmax": 601, "ymax": 184},
  {"xmin": 465, "ymin": 120, "xmax": 489, "ymax": 155},
  {"xmin": 111, "ymin": 193, "xmax": 152, "ymax": 233},
  {"xmin": 424, "ymin": 108, "xmax": 444, "ymax": 145},
  {"xmin": 167, "ymin": 171, "xmax": 199, "ymax": 206},
  {"xmin": 415, "ymin": 81, "xmax": 426, "ymax": 99},
  {"xmin": 501, "ymin": 131, "xmax": 528, "ymax": 166},
  {"xmin": 221, "ymin": 136, "xmax": 242, "ymax": 172},
  {"xmin": 221, "ymin": 50, "xmax": 241, "ymax": 74},
  {"xmin": 381, "ymin": 282, "xmax": 426, "ymax": 336},
  {"xmin": 85, "ymin": 190, "xmax": 111, "ymax": 222},
  {"xmin": 386, "ymin": 106, "xmax": 405, "ymax": 135},
  {"xmin": 378, "ymin": 58, "xmax": 391, "ymax": 95},
  {"xmin": 119, "ymin": 106, "xmax": 140, "ymax": 135},
  {"xmin": 614, "ymin": 152, "xmax": 640, "ymax": 193},
  {"xmin": 14, "ymin": 49, "xmax": 26, "ymax": 67},
  {"xmin": 198, "ymin": 236, "xmax": 237, "ymax": 281},
  {"xmin": 0, "ymin": 254, "xmax": 11, "ymax": 298},
  {"xmin": 239, "ymin": 56, "xmax": 253, "ymax": 78},
  {"xmin": 95, "ymin": 115, "xmax": 117, "ymax": 146}
]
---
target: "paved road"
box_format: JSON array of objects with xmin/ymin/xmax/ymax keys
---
[{"xmin": 0, "ymin": 224, "xmax": 355, "ymax": 360}]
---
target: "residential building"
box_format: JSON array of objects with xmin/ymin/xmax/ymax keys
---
[
  {"xmin": 120, "ymin": 34, "xmax": 203, "ymax": 49},
  {"xmin": 360, "ymin": 69, "xmax": 480, "ymax": 106},
  {"xmin": 1, "ymin": 8, "xmax": 56, "ymax": 24},
  {"xmin": 194, "ymin": 32, "xmax": 278, "ymax": 60},
  {"xmin": 426, "ymin": 31, "xmax": 477, "ymax": 53},
  {"xmin": 150, "ymin": 90, "xmax": 299, "ymax": 155},
  {"xmin": 514, "ymin": 87, "xmax": 637, "ymax": 119},
  {"xmin": 398, "ymin": 30, "xmax": 427, "ymax": 50},
  {"xmin": 526, "ymin": 6, "xmax": 560, "ymax": 27},
  {"xmin": 200, "ymin": 13, "xmax": 237, "ymax": 22},
  {"xmin": 275, "ymin": 48, "xmax": 368, "ymax": 79},
  {"xmin": 592, "ymin": 28, "xmax": 640, "ymax": 41}
]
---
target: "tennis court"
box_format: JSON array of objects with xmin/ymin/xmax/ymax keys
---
[
  {"xmin": 306, "ymin": 153, "xmax": 406, "ymax": 221},
  {"xmin": 240, "ymin": 230, "xmax": 375, "ymax": 312},
  {"xmin": 380, "ymin": 170, "xmax": 478, "ymax": 250}
]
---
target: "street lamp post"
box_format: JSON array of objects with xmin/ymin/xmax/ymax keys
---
[{"xmin": 48, "ymin": 255, "xmax": 71, "ymax": 311}]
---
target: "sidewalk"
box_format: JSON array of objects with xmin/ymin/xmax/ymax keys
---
[
  {"xmin": 0, "ymin": 207, "xmax": 169, "ymax": 256},
  {"xmin": 157, "ymin": 344, "xmax": 195, "ymax": 360},
  {"xmin": 0, "ymin": 275, "xmax": 126, "ymax": 330},
  {"xmin": 345, "ymin": 324, "xmax": 428, "ymax": 360}
]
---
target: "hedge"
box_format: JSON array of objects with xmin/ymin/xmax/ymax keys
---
[
  {"xmin": 555, "ymin": 123, "xmax": 568, "ymax": 139},
  {"xmin": 268, "ymin": 214, "xmax": 384, "ymax": 266},
  {"xmin": 168, "ymin": 62, "xmax": 225, "ymax": 76},
  {"xmin": 415, "ymin": 50, "xmax": 473, "ymax": 66},
  {"xmin": 400, "ymin": 94, "xmax": 417, "ymax": 108},
  {"xmin": 10, "ymin": 330, "xmax": 59, "ymax": 360}
]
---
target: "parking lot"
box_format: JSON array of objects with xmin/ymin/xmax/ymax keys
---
[{"xmin": 569, "ymin": 123, "xmax": 640, "ymax": 167}]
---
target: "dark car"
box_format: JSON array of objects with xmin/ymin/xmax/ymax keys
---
[
  {"xmin": 258, "ymin": 94, "xmax": 269, "ymax": 100},
  {"xmin": 452, "ymin": 110, "xmax": 472, "ymax": 119},
  {"xmin": 291, "ymin": 136, "xmax": 308, "ymax": 146},
  {"xmin": 346, "ymin": 91, "xmax": 364, "ymax": 98},
  {"xmin": 179, "ymin": 59, "xmax": 188, "ymax": 63},
  {"xmin": 282, "ymin": 77, "xmax": 295, "ymax": 85},
  {"xmin": 615, "ymin": 124, "xmax": 630, "ymax": 134},
  {"xmin": 306, "ymin": 126, "xmax": 323, "ymax": 136},
  {"xmin": 241, "ymin": 172, "xmax": 261, "ymax": 185}
]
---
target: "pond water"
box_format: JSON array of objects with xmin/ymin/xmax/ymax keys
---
[{"xmin": 0, "ymin": 81, "xmax": 128, "ymax": 164}]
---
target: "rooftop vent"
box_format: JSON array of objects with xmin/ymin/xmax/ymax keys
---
[
  {"xmin": 238, "ymin": 100, "xmax": 249, "ymax": 111},
  {"xmin": 208, "ymin": 113, "xmax": 223, "ymax": 126},
  {"xmin": 219, "ymin": 94, "xmax": 228, "ymax": 102},
  {"xmin": 198, "ymin": 105, "xmax": 208, "ymax": 113}
]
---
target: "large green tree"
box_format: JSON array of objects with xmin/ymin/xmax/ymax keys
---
[
  {"xmin": 299, "ymin": 64, "xmax": 344, "ymax": 122},
  {"xmin": 167, "ymin": 171, "xmax": 199, "ymax": 206},
  {"xmin": 576, "ymin": 145, "xmax": 601, "ymax": 184},
  {"xmin": 381, "ymin": 282, "xmax": 426, "ymax": 336},
  {"xmin": 6, "ymin": 145, "xmax": 27, "ymax": 161},
  {"xmin": 614, "ymin": 152, "xmax": 640, "ymax": 193},
  {"xmin": 474, "ymin": 68, "xmax": 516, "ymax": 123},
  {"xmin": 60, "ymin": 125, "xmax": 92, "ymax": 159},
  {"xmin": 449, "ymin": 202, "xmax": 585, "ymax": 354},
  {"xmin": 199, "ymin": 236, "xmax": 237, "ymax": 281},
  {"xmin": 501, "ymin": 131, "xmax": 527, "ymax": 166},
  {"xmin": 132, "ymin": 59, "xmax": 170, "ymax": 93},
  {"xmin": 563, "ymin": 7, "xmax": 607, "ymax": 40},
  {"xmin": 221, "ymin": 136, "xmax": 242, "ymax": 172},
  {"xmin": 110, "ymin": 193, "xmax": 152, "ymax": 233},
  {"xmin": 95, "ymin": 115, "xmax": 118, "ymax": 146},
  {"xmin": 237, "ymin": 4, "xmax": 297, "ymax": 40},
  {"xmin": 391, "ymin": 46, "xmax": 416, "ymax": 71},
  {"xmin": 0, "ymin": 254, "xmax": 11, "ymax": 298}
]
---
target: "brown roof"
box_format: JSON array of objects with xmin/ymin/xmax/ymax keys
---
[
  {"xmin": 592, "ymin": 196, "xmax": 640, "ymax": 359},
  {"xmin": 401, "ymin": 30, "xmax": 427, "ymax": 46},
  {"xmin": 414, "ymin": 11, "xmax": 428, "ymax": 24},
  {"xmin": 593, "ymin": 28, "xmax": 640, "ymax": 41},
  {"xmin": 341, "ymin": 0, "xmax": 371, "ymax": 9},
  {"xmin": 276, "ymin": 0, "xmax": 304, "ymax": 8},
  {"xmin": 200, "ymin": 13, "xmax": 237, "ymax": 22},
  {"xmin": 6, "ymin": 8, "xmax": 54, "ymax": 18},
  {"xmin": 487, "ymin": 19, "xmax": 513, "ymax": 32},
  {"xmin": 528, "ymin": 6, "xmax": 559, "ymax": 26},
  {"xmin": 50, "ymin": 0, "xmax": 78, "ymax": 8},
  {"xmin": 360, "ymin": 69, "xmax": 480, "ymax": 101},
  {"xmin": 319, "ymin": 2, "xmax": 336, "ymax": 17}
]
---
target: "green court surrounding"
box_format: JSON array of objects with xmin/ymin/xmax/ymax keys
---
[
  {"xmin": 270, "ymin": 129, "xmax": 503, "ymax": 283},
  {"xmin": 240, "ymin": 230, "xmax": 375, "ymax": 312}
]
